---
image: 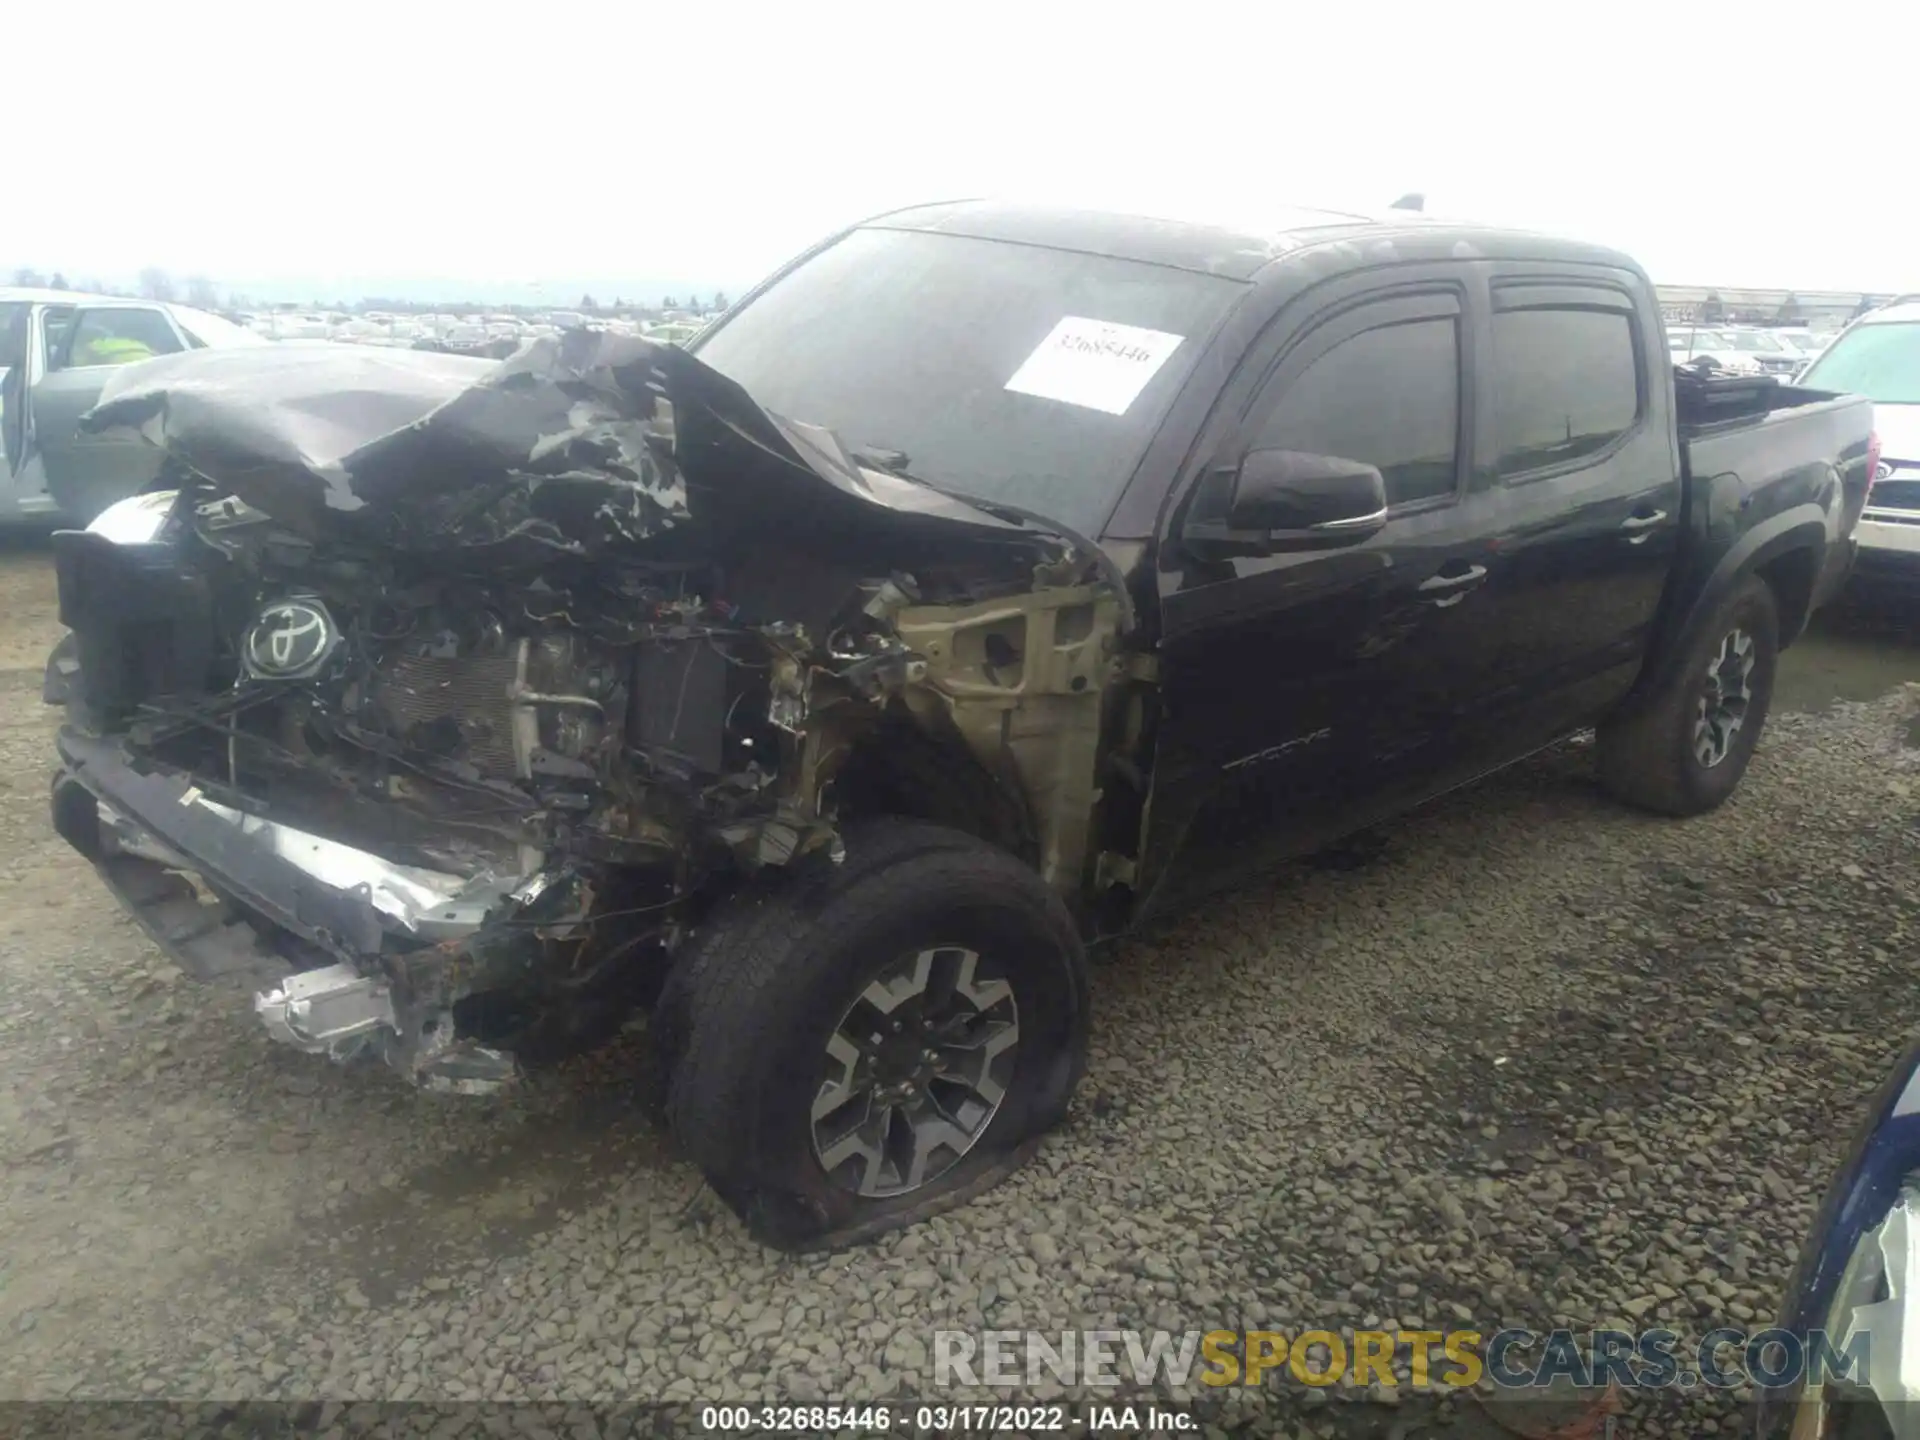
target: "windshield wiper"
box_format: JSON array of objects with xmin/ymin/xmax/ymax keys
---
[
  {"xmin": 847, "ymin": 439, "xmax": 1135, "ymax": 633},
  {"xmin": 849, "ymin": 444, "xmax": 913, "ymax": 474},
  {"xmin": 851, "ymin": 443, "xmax": 1035, "ymax": 526}
]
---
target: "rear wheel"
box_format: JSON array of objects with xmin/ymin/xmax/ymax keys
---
[
  {"xmin": 1597, "ymin": 574, "xmax": 1780, "ymax": 816},
  {"xmin": 658, "ymin": 820, "xmax": 1089, "ymax": 1250}
]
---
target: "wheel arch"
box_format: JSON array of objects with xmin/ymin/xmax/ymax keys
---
[{"xmin": 1635, "ymin": 509, "xmax": 1827, "ymax": 706}]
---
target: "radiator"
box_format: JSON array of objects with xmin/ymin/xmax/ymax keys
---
[{"xmin": 373, "ymin": 650, "xmax": 523, "ymax": 777}]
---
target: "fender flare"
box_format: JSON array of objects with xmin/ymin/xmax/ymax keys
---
[{"xmin": 1631, "ymin": 506, "xmax": 1829, "ymax": 706}]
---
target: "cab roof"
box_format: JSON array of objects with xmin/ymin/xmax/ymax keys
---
[
  {"xmin": 1860, "ymin": 299, "xmax": 1920, "ymax": 325},
  {"xmin": 0, "ymin": 286, "xmax": 146, "ymax": 307},
  {"xmin": 861, "ymin": 198, "xmax": 1640, "ymax": 282}
]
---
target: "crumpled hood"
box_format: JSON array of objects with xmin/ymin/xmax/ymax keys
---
[{"xmin": 79, "ymin": 331, "xmax": 1046, "ymax": 565}]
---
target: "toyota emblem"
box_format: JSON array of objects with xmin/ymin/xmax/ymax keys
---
[
  {"xmin": 243, "ymin": 599, "xmax": 339, "ymax": 679},
  {"xmin": 1876, "ymin": 461, "xmax": 1894, "ymax": 484}
]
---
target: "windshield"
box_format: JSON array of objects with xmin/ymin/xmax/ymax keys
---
[
  {"xmin": 1800, "ymin": 322, "xmax": 1920, "ymax": 404},
  {"xmin": 172, "ymin": 306, "xmax": 268, "ymax": 348},
  {"xmin": 692, "ymin": 227, "xmax": 1244, "ymax": 534},
  {"xmin": 1723, "ymin": 330, "xmax": 1786, "ymax": 352}
]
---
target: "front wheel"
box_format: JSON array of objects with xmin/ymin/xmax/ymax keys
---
[
  {"xmin": 659, "ymin": 820, "xmax": 1089, "ymax": 1250},
  {"xmin": 1597, "ymin": 574, "xmax": 1780, "ymax": 816}
]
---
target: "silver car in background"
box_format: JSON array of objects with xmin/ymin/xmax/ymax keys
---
[{"xmin": 0, "ymin": 288, "xmax": 266, "ymax": 525}]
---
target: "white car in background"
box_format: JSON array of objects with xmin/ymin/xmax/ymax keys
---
[
  {"xmin": 1796, "ymin": 298, "xmax": 1920, "ymax": 593},
  {"xmin": 1775, "ymin": 330, "xmax": 1835, "ymax": 369},
  {"xmin": 1669, "ymin": 328, "xmax": 1765, "ymax": 376},
  {"xmin": 1711, "ymin": 327, "xmax": 1803, "ymax": 378}
]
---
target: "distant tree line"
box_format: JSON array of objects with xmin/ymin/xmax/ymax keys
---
[
  {"xmin": 11, "ymin": 267, "xmax": 730, "ymax": 318},
  {"xmin": 11, "ymin": 268, "xmax": 84, "ymax": 291}
]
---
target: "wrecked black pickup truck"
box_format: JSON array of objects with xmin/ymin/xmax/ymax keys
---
[{"xmin": 44, "ymin": 201, "xmax": 1874, "ymax": 1249}]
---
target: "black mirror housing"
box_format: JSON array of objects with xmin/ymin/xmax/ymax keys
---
[{"xmin": 1183, "ymin": 449, "xmax": 1388, "ymax": 558}]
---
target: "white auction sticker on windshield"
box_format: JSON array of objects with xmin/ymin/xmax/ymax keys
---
[{"xmin": 1004, "ymin": 317, "xmax": 1185, "ymax": 416}]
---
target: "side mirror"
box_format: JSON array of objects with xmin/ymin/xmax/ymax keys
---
[{"xmin": 1184, "ymin": 449, "xmax": 1388, "ymax": 557}]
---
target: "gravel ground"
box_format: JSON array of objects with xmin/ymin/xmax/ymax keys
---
[{"xmin": 2, "ymin": 538, "xmax": 1918, "ymax": 1436}]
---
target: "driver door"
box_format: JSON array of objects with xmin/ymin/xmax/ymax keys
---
[
  {"xmin": 1, "ymin": 304, "xmax": 77, "ymax": 517},
  {"xmin": 1144, "ymin": 277, "xmax": 1507, "ymax": 907}
]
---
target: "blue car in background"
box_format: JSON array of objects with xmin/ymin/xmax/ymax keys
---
[{"xmin": 1764, "ymin": 1036, "xmax": 1920, "ymax": 1437}]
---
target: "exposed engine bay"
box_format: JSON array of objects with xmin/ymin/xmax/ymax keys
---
[{"xmin": 46, "ymin": 333, "xmax": 1134, "ymax": 1092}]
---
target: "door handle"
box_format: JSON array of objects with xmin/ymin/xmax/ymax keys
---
[
  {"xmin": 1417, "ymin": 564, "xmax": 1487, "ymax": 592},
  {"xmin": 1620, "ymin": 509, "xmax": 1669, "ymax": 545},
  {"xmin": 1417, "ymin": 564, "xmax": 1487, "ymax": 607}
]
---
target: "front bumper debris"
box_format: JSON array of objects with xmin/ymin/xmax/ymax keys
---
[
  {"xmin": 254, "ymin": 963, "xmax": 397, "ymax": 1052},
  {"xmin": 51, "ymin": 729, "xmax": 531, "ymax": 1093}
]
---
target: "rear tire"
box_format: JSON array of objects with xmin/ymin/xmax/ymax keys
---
[
  {"xmin": 659, "ymin": 820, "xmax": 1089, "ymax": 1250},
  {"xmin": 1597, "ymin": 574, "xmax": 1779, "ymax": 816}
]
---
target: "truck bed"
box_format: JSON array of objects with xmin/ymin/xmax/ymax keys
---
[
  {"xmin": 1667, "ymin": 370, "xmax": 1874, "ymax": 643},
  {"xmin": 1676, "ymin": 371, "xmax": 1864, "ymax": 444},
  {"xmin": 1677, "ymin": 373, "xmax": 1873, "ymax": 493}
]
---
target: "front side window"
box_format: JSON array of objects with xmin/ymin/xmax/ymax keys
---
[
  {"xmin": 61, "ymin": 307, "xmax": 184, "ymax": 368},
  {"xmin": 1799, "ymin": 322, "xmax": 1920, "ymax": 404},
  {"xmin": 1492, "ymin": 306, "xmax": 1641, "ymax": 476},
  {"xmin": 1249, "ymin": 317, "xmax": 1461, "ymax": 508}
]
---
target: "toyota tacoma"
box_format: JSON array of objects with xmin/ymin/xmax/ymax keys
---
[{"xmin": 43, "ymin": 200, "xmax": 1876, "ymax": 1248}]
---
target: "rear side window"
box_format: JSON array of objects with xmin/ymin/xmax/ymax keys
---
[
  {"xmin": 1492, "ymin": 307, "xmax": 1641, "ymax": 476},
  {"xmin": 1250, "ymin": 318, "xmax": 1461, "ymax": 507}
]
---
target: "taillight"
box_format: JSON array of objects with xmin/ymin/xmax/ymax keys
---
[{"xmin": 1867, "ymin": 430, "xmax": 1883, "ymax": 488}]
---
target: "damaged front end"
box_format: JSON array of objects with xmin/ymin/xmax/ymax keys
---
[{"xmin": 47, "ymin": 333, "xmax": 1126, "ymax": 1093}]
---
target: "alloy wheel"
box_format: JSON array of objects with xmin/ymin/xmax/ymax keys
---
[
  {"xmin": 810, "ymin": 945, "xmax": 1020, "ymax": 1198},
  {"xmin": 1694, "ymin": 626, "xmax": 1756, "ymax": 769}
]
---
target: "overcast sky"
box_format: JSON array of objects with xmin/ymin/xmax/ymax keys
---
[{"xmin": 14, "ymin": 1, "xmax": 1916, "ymax": 297}]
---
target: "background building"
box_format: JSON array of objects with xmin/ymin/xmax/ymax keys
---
[{"xmin": 1654, "ymin": 285, "xmax": 1906, "ymax": 327}]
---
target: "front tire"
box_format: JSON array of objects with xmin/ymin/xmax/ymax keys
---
[
  {"xmin": 1597, "ymin": 574, "xmax": 1780, "ymax": 816},
  {"xmin": 660, "ymin": 821, "xmax": 1089, "ymax": 1250}
]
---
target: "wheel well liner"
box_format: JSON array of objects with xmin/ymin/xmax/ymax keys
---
[
  {"xmin": 831, "ymin": 716, "xmax": 1040, "ymax": 866},
  {"xmin": 1753, "ymin": 545, "xmax": 1819, "ymax": 648}
]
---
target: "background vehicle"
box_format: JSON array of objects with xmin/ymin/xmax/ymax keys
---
[
  {"xmin": 1797, "ymin": 297, "xmax": 1920, "ymax": 592},
  {"xmin": 1773, "ymin": 328, "xmax": 1835, "ymax": 369},
  {"xmin": 1715, "ymin": 327, "xmax": 1803, "ymax": 377},
  {"xmin": 640, "ymin": 320, "xmax": 703, "ymax": 344},
  {"xmin": 1761, "ymin": 1036, "xmax": 1920, "ymax": 1436},
  {"xmin": 0, "ymin": 288, "xmax": 266, "ymax": 525},
  {"xmin": 1669, "ymin": 327, "xmax": 1766, "ymax": 375},
  {"xmin": 45, "ymin": 201, "xmax": 1872, "ymax": 1249}
]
